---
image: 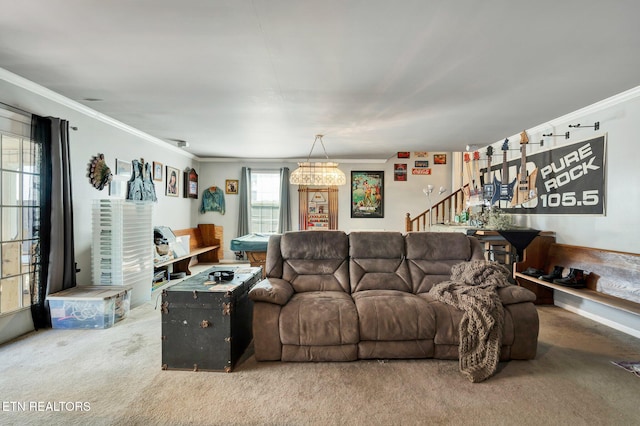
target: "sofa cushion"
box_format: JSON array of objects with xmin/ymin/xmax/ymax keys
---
[
  {"xmin": 281, "ymin": 230, "xmax": 348, "ymax": 259},
  {"xmin": 265, "ymin": 234, "xmax": 283, "ymax": 279},
  {"xmin": 353, "ymin": 290, "xmax": 436, "ymax": 341},
  {"xmin": 405, "ymin": 232, "xmax": 483, "ymax": 293},
  {"xmin": 418, "ymin": 293, "xmax": 516, "ymax": 347},
  {"xmin": 497, "ymin": 285, "xmax": 537, "ymax": 305},
  {"xmin": 405, "ymin": 232, "xmax": 474, "ymax": 260},
  {"xmin": 349, "ymin": 231, "xmax": 405, "ymax": 259},
  {"xmin": 349, "ymin": 232, "xmax": 412, "ymax": 293},
  {"xmin": 279, "ymin": 291, "xmax": 359, "ymax": 346},
  {"xmin": 249, "ymin": 278, "xmax": 294, "ymax": 305},
  {"xmin": 419, "ymin": 296, "xmax": 464, "ymax": 345},
  {"xmin": 280, "ymin": 231, "xmax": 350, "ymax": 293}
]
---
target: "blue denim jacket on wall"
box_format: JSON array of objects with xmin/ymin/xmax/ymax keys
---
[{"xmin": 200, "ymin": 186, "xmax": 225, "ymax": 214}]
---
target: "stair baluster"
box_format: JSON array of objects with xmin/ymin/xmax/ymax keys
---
[{"xmin": 405, "ymin": 185, "xmax": 468, "ymax": 232}]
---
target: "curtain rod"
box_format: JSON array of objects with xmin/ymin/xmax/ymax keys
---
[
  {"xmin": 0, "ymin": 101, "xmax": 78, "ymax": 130},
  {"xmin": 0, "ymin": 100, "xmax": 31, "ymax": 117}
]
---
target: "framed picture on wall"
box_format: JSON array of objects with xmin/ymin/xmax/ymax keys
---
[
  {"xmin": 433, "ymin": 154, "xmax": 447, "ymax": 165},
  {"xmin": 184, "ymin": 168, "xmax": 198, "ymax": 199},
  {"xmin": 109, "ymin": 159, "xmax": 131, "ymax": 198},
  {"xmin": 166, "ymin": 166, "xmax": 179, "ymax": 197},
  {"xmin": 225, "ymin": 179, "xmax": 239, "ymax": 194},
  {"xmin": 351, "ymin": 171, "xmax": 384, "ymax": 218},
  {"xmin": 153, "ymin": 161, "xmax": 163, "ymax": 181},
  {"xmin": 394, "ymin": 164, "xmax": 407, "ymax": 181}
]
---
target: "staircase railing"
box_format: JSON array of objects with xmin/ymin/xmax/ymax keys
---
[{"xmin": 405, "ymin": 186, "xmax": 468, "ymax": 232}]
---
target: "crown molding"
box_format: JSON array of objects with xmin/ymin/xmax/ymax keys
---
[
  {"xmin": 197, "ymin": 157, "xmax": 388, "ymax": 163},
  {"xmin": 527, "ymin": 85, "xmax": 640, "ymax": 135},
  {"xmin": 0, "ymin": 67, "xmax": 196, "ymax": 159}
]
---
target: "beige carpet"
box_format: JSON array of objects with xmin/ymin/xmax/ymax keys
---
[{"xmin": 1, "ymin": 291, "xmax": 639, "ymax": 425}]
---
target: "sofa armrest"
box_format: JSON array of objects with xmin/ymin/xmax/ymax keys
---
[
  {"xmin": 249, "ymin": 278, "xmax": 294, "ymax": 305},
  {"xmin": 497, "ymin": 285, "xmax": 537, "ymax": 305}
]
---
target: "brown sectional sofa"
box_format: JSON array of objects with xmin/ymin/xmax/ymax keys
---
[{"xmin": 249, "ymin": 230, "xmax": 539, "ymax": 362}]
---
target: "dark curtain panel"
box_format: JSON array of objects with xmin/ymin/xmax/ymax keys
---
[
  {"xmin": 30, "ymin": 115, "xmax": 76, "ymax": 329},
  {"xmin": 278, "ymin": 167, "xmax": 291, "ymax": 233},
  {"xmin": 236, "ymin": 167, "xmax": 251, "ymax": 237}
]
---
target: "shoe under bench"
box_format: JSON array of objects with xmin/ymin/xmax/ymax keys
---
[{"xmin": 513, "ymin": 235, "xmax": 640, "ymax": 316}]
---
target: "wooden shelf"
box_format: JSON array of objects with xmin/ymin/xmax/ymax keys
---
[
  {"xmin": 154, "ymin": 224, "xmax": 222, "ymax": 276},
  {"xmin": 154, "ymin": 245, "xmax": 220, "ymax": 275},
  {"xmin": 154, "ymin": 245, "xmax": 219, "ymax": 268},
  {"xmin": 514, "ymin": 235, "xmax": 640, "ymax": 315},
  {"xmin": 514, "ymin": 272, "xmax": 640, "ymax": 316}
]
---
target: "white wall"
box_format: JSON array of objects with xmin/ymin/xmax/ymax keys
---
[{"xmin": 199, "ymin": 158, "xmax": 452, "ymax": 260}]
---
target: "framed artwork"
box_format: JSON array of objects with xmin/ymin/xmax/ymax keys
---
[
  {"xmin": 225, "ymin": 179, "xmax": 238, "ymax": 194},
  {"xmin": 394, "ymin": 164, "xmax": 407, "ymax": 181},
  {"xmin": 115, "ymin": 159, "xmax": 130, "ymax": 175},
  {"xmin": 397, "ymin": 152, "xmax": 410, "ymax": 158},
  {"xmin": 351, "ymin": 171, "xmax": 384, "ymax": 218},
  {"xmin": 412, "ymin": 168, "xmax": 432, "ymax": 175},
  {"xmin": 184, "ymin": 168, "xmax": 198, "ymax": 199},
  {"xmin": 165, "ymin": 166, "xmax": 179, "ymax": 197},
  {"xmin": 109, "ymin": 159, "xmax": 131, "ymax": 198},
  {"xmin": 153, "ymin": 161, "xmax": 163, "ymax": 181},
  {"xmin": 414, "ymin": 160, "xmax": 429, "ymax": 168},
  {"xmin": 414, "ymin": 152, "xmax": 429, "ymax": 157},
  {"xmin": 433, "ymin": 154, "xmax": 447, "ymax": 165}
]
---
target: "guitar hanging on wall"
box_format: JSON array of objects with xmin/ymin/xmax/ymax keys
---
[
  {"xmin": 463, "ymin": 152, "xmax": 473, "ymax": 201},
  {"xmin": 473, "ymin": 150, "xmax": 481, "ymax": 194},
  {"xmin": 482, "ymin": 146, "xmax": 494, "ymax": 203},
  {"xmin": 491, "ymin": 138, "xmax": 516, "ymax": 206},
  {"xmin": 511, "ymin": 130, "xmax": 539, "ymax": 206}
]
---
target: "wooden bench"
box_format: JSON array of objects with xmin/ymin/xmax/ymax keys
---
[
  {"xmin": 514, "ymin": 235, "xmax": 640, "ymax": 316},
  {"xmin": 154, "ymin": 224, "xmax": 222, "ymax": 276}
]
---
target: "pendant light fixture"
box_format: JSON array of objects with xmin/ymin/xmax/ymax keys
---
[{"xmin": 289, "ymin": 134, "xmax": 346, "ymax": 186}]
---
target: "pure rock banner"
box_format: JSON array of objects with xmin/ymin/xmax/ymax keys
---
[{"xmin": 491, "ymin": 135, "xmax": 606, "ymax": 215}]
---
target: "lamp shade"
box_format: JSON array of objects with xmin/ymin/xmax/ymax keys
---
[{"xmin": 289, "ymin": 161, "xmax": 346, "ymax": 186}]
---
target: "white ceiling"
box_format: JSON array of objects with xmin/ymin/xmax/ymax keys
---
[{"xmin": 1, "ymin": 0, "xmax": 639, "ymax": 160}]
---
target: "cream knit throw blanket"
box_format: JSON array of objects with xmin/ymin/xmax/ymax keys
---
[{"xmin": 429, "ymin": 260, "xmax": 512, "ymax": 383}]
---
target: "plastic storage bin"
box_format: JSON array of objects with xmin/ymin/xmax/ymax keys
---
[{"xmin": 47, "ymin": 285, "xmax": 132, "ymax": 329}]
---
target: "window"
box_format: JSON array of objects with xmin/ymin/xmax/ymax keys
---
[
  {"xmin": 0, "ymin": 130, "xmax": 41, "ymax": 315},
  {"xmin": 250, "ymin": 171, "xmax": 280, "ymax": 233}
]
